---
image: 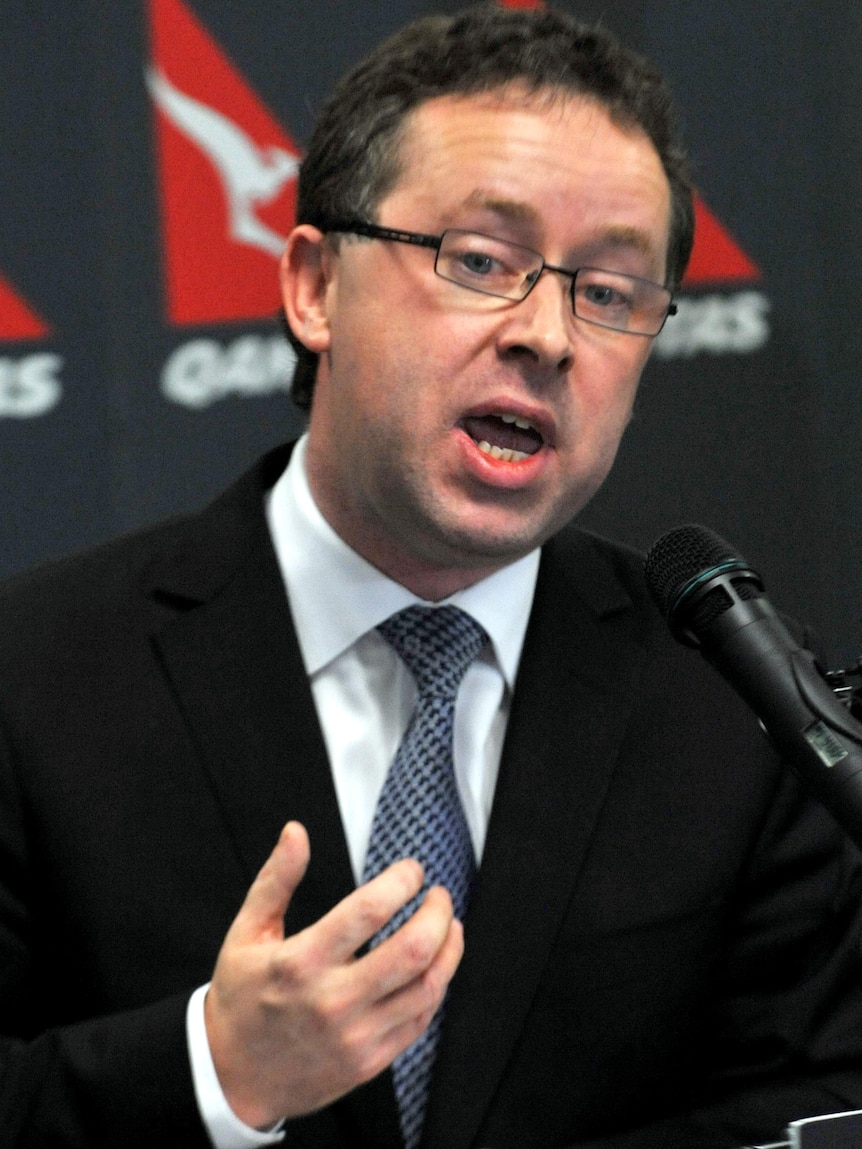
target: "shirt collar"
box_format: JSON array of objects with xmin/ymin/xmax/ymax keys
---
[{"xmin": 265, "ymin": 435, "xmax": 539, "ymax": 688}]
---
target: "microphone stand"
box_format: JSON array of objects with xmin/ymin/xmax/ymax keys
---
[{"xmin": 825, "ymin": 656, "xmax": 862, "ymax": 721}]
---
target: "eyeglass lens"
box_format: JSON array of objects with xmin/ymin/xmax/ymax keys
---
[{"xmin": 434, "ymin": 229, "xmax": 670, "ymax": 335}]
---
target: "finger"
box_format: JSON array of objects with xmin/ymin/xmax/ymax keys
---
[
  {"xmin": 227, "ymin": 821, "xmax": 310, "ymax": 946},
  {"xmin": 369, "ymin": 913, "xmax": 466, "ymax": 1059},
  {"xmin": 308, "ymin": 857, "xmax": 426, "ymax": 963},
  {"xmin": 366, "ymin": 885, "xmax": 460, "ymax": 999}
]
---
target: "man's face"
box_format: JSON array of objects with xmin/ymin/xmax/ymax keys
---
[{"xmin": 292, "ymin": 89, "xmax": 672, "ymax": 599}]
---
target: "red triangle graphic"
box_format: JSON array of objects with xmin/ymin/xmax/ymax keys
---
[
  {"xmin": 683, "ymin": 194, "xmax": 761, "ymax": 285},
  {"xmin": 147, "ymin": 0, "xmax": 301, "ymax": 326},
  {"xmin": 0, "ymin": 271, "xmax": 50, "ymax": 340}
]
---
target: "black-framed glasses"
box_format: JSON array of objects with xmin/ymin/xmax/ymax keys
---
[{"xmin": 323, "ymin": 220, "xmax": 676, "ymax": 337}]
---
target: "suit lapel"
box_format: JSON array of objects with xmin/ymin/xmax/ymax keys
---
[
  {"xmin": 145, "ymin": 446, "xmax": 355, "ymax": 933},
  {"xmin": 424, "ymin": 528, "xmax": 651, "ymax": 1149}
]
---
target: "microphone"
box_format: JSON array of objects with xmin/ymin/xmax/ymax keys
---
[{"xmin": 644, "ymin": 523, "xmax": 862, "ymax": 849}]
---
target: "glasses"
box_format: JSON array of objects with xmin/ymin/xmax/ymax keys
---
[{"xmin": 323, "ymin": 220, "xmax": 676, "ymax": 336}]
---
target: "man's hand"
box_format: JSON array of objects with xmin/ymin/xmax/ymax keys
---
[{"xmin": 204, "ymin": 821, "xmax": 465, "ymax": 1130}]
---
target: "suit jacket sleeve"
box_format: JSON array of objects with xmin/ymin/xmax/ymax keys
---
[{"xmin": 0, "ymin": 738, "xmax": 210, "ymax": 1148}]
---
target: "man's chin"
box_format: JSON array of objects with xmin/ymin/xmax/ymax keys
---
[{"xmin": 429, "ymin": 515, "xmax": 560, "ymax": 567}]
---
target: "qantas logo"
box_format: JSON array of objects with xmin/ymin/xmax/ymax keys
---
[
  {"xmin": 146, "ymin": 0, "xmax": 300, "ymax": 407},
  {"xmin": 146, "ymin": 67, "xmax": 299, "ymax": 260},
  {"xmin": 0, "ymin": 271, "xmax": 62, "ymax": 418},
  {"xmin": 148, "ymin": 0, "xmax": 767, "ymax": 409},
  {"xmin": 655, "ymin": 197, "xmax": 770, "ymax": 359},
  {"xmin": 147, "ymin": 0, "xmax": 300, "ymax": 328}
]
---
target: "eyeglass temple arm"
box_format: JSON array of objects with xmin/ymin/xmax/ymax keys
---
[{"xmin": 321, "ymin": 220, "xmax": 442, "ymax": 251}]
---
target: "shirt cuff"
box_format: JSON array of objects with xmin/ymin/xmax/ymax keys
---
[{"xmin": 186, "ymin": 983, "xmax": 285, "ymax": 1148}]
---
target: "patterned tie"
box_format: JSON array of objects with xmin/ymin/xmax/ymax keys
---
[{"xmin": 363, "ymin": 604, "xmax": 488, "ymax": 1149}]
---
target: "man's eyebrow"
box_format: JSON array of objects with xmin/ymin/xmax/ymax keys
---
[
  {"xmin": 590, "ymin": 225, "xmax": 658, "ymax": 259},
  {"xmin": 457, "ymin": 196, "xmax": 660, "ymax": 258},
  {"xmin": 459, "ymin": 193, "xmax": 540, "ymax": 225}
]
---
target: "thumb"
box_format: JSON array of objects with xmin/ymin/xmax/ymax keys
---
[{"xmin": 228, "ymin": 821, "xmax": 310, "ymax": 946}]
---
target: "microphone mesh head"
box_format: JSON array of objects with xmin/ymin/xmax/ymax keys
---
[{"xmin": 644, "ymin": 524, "xmax": 741, "ymax": 618}]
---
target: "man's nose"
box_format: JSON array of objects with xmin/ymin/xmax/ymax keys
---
[{"xmin": 497, "ymin": 270, "xmax": 575, "ymax": 374}]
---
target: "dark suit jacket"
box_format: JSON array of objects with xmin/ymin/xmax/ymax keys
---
[{"xmin": 2, "ymin": 443, "xmax": 862, "ymax": 1149}]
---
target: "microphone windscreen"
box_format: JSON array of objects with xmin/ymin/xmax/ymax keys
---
[{"xmin": 644, "ymin": 523, "xmax": 740, "ymax": 619}]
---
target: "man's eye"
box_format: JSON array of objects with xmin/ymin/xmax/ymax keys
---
[
  {"xmin": 459, "ymin": 251, "xmax": 498, "ymax": 276},
  {"xmin": 583, "ymin": 283, "xmax": 631, "ymax": 309}
]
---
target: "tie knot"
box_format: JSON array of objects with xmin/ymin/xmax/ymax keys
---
[{"xmin": 377, "ymin": 605, "xmax": 488, "ymax": 699}]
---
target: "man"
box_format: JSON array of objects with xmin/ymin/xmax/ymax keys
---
[{"xmin": 1, "ymin": 6, "xmax": 862, "ymax": 1148}]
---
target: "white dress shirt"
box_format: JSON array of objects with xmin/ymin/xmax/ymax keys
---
[{"xmin": 188, "ymin": 435, "xmax": 540, "ymax": 1147}]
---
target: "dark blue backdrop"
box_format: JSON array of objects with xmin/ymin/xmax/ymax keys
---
[{"xmin": 2, "ymin": 1, "xmax": 861, "ymax": 666}]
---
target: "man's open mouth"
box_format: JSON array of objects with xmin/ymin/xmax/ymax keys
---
[{"xmin": 461, "ymin": 414, "xmax": 545, "ymax": 462}]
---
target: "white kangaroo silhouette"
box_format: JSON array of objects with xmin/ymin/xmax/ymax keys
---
[{"xmin": 146, "ymin": 66, "xmax": 299, "ymax": 257}]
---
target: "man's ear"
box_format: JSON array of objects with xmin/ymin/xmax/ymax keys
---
[{"xmin": 280, "ymin": 225, "xmax": 334, "ymax": 354}]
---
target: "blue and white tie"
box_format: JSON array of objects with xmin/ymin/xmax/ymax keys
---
[{"xmin": 363, "ymin": 604, "xmax": 488, "ymax": 1149}]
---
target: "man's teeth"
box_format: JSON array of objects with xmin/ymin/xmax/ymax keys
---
[
  {"xmin": 477, "ymin": 440, "xmax": 531, "ymax": 462},
  {"xmin": 472, "ymin": 413, "xmax": 541, "ymax": 461}
]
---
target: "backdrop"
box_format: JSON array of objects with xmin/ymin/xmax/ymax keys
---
[{"xmin": 2, "ymin": 0, "xmax": 861, "ymax": 668}]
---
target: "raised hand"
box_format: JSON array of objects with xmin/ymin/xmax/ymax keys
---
[{"xmin": 204, "ymin": 821, "xmax": 465, "ymax": 1129}]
